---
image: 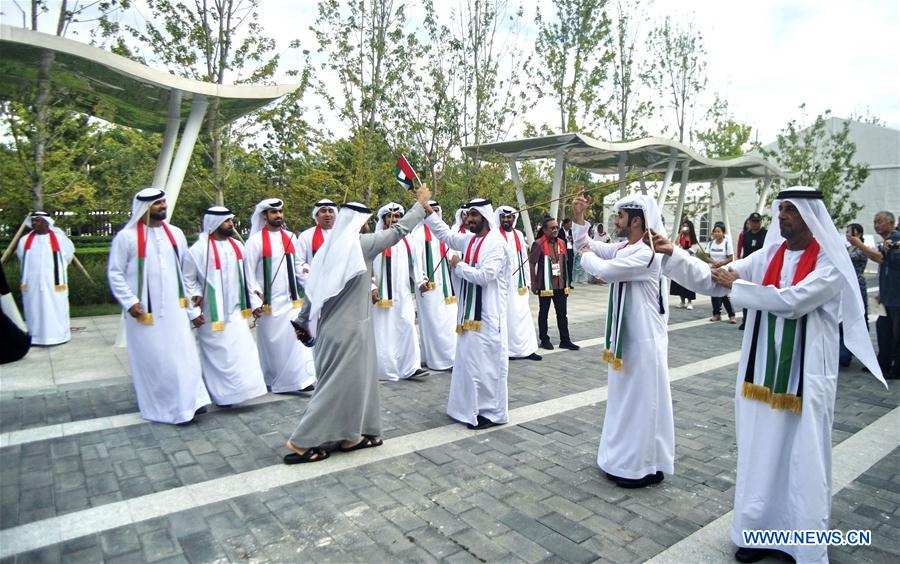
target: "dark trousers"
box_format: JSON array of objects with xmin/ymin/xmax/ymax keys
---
[
  {"xmin": 566, "ymin": 250, "xmax": 575, "ymax": 287},
  {"xmin": 538, "ymin": 289, "xmax": 570, "ymax": 343},
  {"xmin": 712, "ymin": 296, "xmax": 735, "ymax": 317},
  {"xmin": 877, "ymin": 307, "xmax": 900, "ymax": 378}
]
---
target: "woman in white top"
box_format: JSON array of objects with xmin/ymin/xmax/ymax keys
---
[{"xmin": 705, "ymin": 222, "xmax": 736, "ymax": 323}]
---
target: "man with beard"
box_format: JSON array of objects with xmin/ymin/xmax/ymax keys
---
[
  {"xmin": 183, "ymin": 206, "xmax": 267, "ymax": 408},
  {"xmin": 108, "ymin": 188, "xmax": 210, "ymax": 424},
  {"xmin": 423, "ymin": 198, "xmax": 510, "ymax": 430},
  {"xmin": 495, "ymin": 205, "xmax": 540, "ymax": 360},
  {"xmin": 653, "ymin": 187, "xmax": 885, "ymax": 562},
  {"xmin": 371, "ymin": 202, "xmax": 425, "ymax": 381},
  {"xmin": 530, "ymin": 217, "xmax": 579, "ymax": 351},
  {"xmin": 244, "ymin": 199, "xmax": 316, "ymax": 394},
  {"xmin": 573, "ymin": 193, "xmax": 673, "ymax": 488},
  {"xmin": 284, "ymin": 184, "xmax": 431, "ymax": 464},
  {"xmin": 411, "ymin": 200, "xmax": 457, "ymax": 371},
  {"xmin": 16, "ymin": 211, "xmax": 75, "ymax": 345}
]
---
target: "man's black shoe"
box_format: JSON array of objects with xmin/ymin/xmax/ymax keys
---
[
  {"xmin": 466, "ymin": 415, "xmax": 498, "ymax": 430},
  {"xmin": 738, "ymin": 323, "xmax": 745, "ymax": 330},
  {"xmin": 734, "ymin": 547, "xmax": 794, "ymax": 563},
  {"xmin": 559, "ymin": 341, "xmax": 580, "ymax": 351},
  {"xmin": 539, "ymin": 340, "xmax": 554, "ymax": 350},
  {"xmin": 525, "ymin": 352, "xmax": 542, "ymax": 360}
]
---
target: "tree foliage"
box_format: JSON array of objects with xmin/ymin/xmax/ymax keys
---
[{"xmin": 759, "ymin": 107, "xmax": 868, "ymax": 227}]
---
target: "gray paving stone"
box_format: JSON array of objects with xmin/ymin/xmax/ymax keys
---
[
  {"xmin": 100, "ymin": 526, "xmax": 141, "ymax": 556},
  {"xmin": 140, "ymin": 528, "xmax": 182, "ymax": 562}
]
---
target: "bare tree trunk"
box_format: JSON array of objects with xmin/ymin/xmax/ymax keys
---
[{"xmin": 32, "ymin": 51, "xmax": 54, "ymax": 210}]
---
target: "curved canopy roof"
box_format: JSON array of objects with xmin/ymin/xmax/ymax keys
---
[
  {"xmin": 0, "ymin": 24, "xmax": 298, "ymax": 132},
  {"xmin": 463, "ymin": 133, "xmax": 795, "ymax": 181}
]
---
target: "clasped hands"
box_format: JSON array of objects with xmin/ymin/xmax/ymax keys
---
[{"xmin": 645, "ymin": 230, "xmax": 740, "ymax": 289}]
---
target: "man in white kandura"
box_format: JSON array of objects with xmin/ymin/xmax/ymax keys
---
[
  {"xmin": 108, "ymin": 188, "xmax": 210, "ymax": 425},
  {"xmin": 411, "ymin": 200, "xmax": 457, "ymax": 371},
  {"xmin": 372, "ymin": 202, "xmax": 425, "ymax": 380},
  {"xmin": 16, "ymin": 211, "xmax": 74, "ymax": 346},
  {"xmin": 297, "ymin": 198, "xmax": 337, "ymax": 284},
  {"xmin": 495, "ymin": 205, "xmax": 541, "ymax": 361},
  {"xmin": 424, "ymin": 198, "xmax": 510, "ymax": 429},
  {"xmin": 244, "ymin": 198, "xmax": 316, "ymax": 394},
  {"xmin": 653, "ymin": 186, "xmax": 886, "ymax": 563},
  {"xmin": 183, "ymin": 206, "xmax": 267, "ymax": 408},
  {"xmin": 572, "ymin": 193, "xmax": 674, "ymax": 488}
]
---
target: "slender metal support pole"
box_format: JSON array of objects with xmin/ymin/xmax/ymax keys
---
[
  {"xmin": 152, "ymin": 90, "xmax": 182, "ymax": 190},
  {"xmin": 717, "ymin": 171, "xmax": 734, "ymax": 251},
  {"xmin": 673, "ymin": 162, "xmax": 689, "ymax": 230},
  {"xmin": 617, "ymin": 152, "xmax": 628, "ymax": 197},
  {"xmin": 639, "ymin": 177, "xmax": 648, "ymax": 196},
  {"xmin": 756, "ymin": 173, "xmax": 772, "ymax": 215},
  {"xmin": 549, "ymin": 147, "xmax": 566, "ymax": 221},
  {"xmin": 507, "ymin": 158, "xmax": 535, "ymax": 245},
  {"xmin": 657, "ymin": 149, "xmax": 678, "ymax": 208},
  {"xmin": 164, "ymin": 94, "xmax": 209, "ymax": 215}
]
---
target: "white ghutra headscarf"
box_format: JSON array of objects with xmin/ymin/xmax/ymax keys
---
[
  {"xmin": 125, "ymin": 188, "xmax": 166, "ymax": 228},
  {"xmin": 250, "ymin": 198, "xmax": 283, "ymax": 236}
]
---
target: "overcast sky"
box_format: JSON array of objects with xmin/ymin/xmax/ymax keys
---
[{"xmin": 16, "ymin": 0, "xmax": 900, "ymax": 144}]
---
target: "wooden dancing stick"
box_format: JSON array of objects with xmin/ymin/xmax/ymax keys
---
[{"xmin": 71, "ymin": 255, "xmax": 95, "ymax": 284}]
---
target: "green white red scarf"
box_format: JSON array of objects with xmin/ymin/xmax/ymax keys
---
[
  {"xmin": 502, "ymin": 229, "xmax": 528, "ymax": 296},
  {"xmin": 538, "ymin": 237, "xmax": 569, "ymax": 297},
  {"xmin": 602, "ymin": 242, "xmax": 633, "ymax": 370},
  {"xmin": 20, "ymin": 230, "xmax": 67, "ymax": 292},
  {"xmin": 457, "ymin": 234, "xmax": 488, "ymax": 333},
  {"xmin": 742, "ymin": 239, "xmax": 820, "ymax": 413},
  {"xmin": 136, "ymin": 222, "xmax": 187, "ymax": 325},
  {"xmin": 424, "ymin": 226, "xmax": 456, "ymax": 304},
  {"xmin": 261, "ymin": 228, "xmax": 302, "ymax": 313},
  {"xmin": 205, "ymin": 237, "xmax": 253, "ymax": 331},
  {"xmin": 377, "ymin": 237, "xmax": 415, "ymax": 307}
]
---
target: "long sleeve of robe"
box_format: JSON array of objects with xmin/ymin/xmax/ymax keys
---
[
  {"xmin": 574, "ymin": 222, "xmax": 674, "ymax": 479},
  {"xmin": 16, "ymin": 229, "xmax": 74, "ymax": 345},
  {"xmin": 243, "ymin": 229, "xmax": 315, "ymax": 393},
  {"xmin": 663, "ymin": 245, "xmax": 846, "ymax": 563},
  {"xmin": 107, "ymin": 224, "xmax": 209, "ymax": 424},
  {"xmin": 289, "ymin": 204, "xmax": 426, "ymax": 447},
  {"xmin": 183, "ymin": 238, "xmax": 266, "ymax": 406},
  {"xmin": 425, "ymin": 213, "xmax": 510, "ymax": 426}
]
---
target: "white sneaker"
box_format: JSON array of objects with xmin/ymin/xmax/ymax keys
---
[{"xmin": 686, "ymin": 303, "xmax": 693, "ymax": 310}]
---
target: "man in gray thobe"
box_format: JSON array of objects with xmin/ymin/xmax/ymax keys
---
[{"xmin": 284, "ymin": 183, "xmax": 432, "ymax": 463}]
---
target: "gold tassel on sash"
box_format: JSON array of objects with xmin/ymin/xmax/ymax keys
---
[
  {"xmin": 539, "ymin": 289, "xmax": 554, "ymax": 297},
  {"xmin": 138, "ymin": 312, "xmax": 154, "ymax": 325},
  {"xmin": 741, "ymin": 381, "xmax": 773, "ymax": 403},
  {"xmin": 55, "ymin": 284, "xmax": 67, "ymax": 292},
  {"xmin": 179, "ymin": 297, "xmax": 188, "ymax": 308},
  {"xmin": 377, "ymin": 299, "xmax": 394, "ymax": 308},
  {"xmin": 240, "ymin": 309, "xmax": 252, "ymax": 319},
  {"xmin": 211, "ymin": 321, "xmax": 225, "ymax": 332},
  {"xmin": 292, "ymin": 299, "xmax": 303, "ymax": 308},
  {"xmin": 262, "ymin": 304, "xmax": 273, "ymax": 314},
  {"xmin": 518, "ymin": 287, "xmax": 527, "ymax": 296},
  {"xmin": 444, "ymin": 296, "xmax": 457, "ymax": 305},
  {"xmin": 20, "ymin": 284, "xmax": 27, "ymax": 292}
]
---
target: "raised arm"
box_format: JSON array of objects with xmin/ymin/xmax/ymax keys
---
[
  {"xmin": 580, "ymin": 244, "xmax": 660, "ymax": 283},
  {"xmin": 730, "ymin": 261, "xmax": 842, "ymax": 319},
  {"xmin": 361, "ymin": 203, "xmax": 426, "ymax": 261},
  {"xmin": 424, "ymin": 212, "xmax": 473, "ymax": 252}
]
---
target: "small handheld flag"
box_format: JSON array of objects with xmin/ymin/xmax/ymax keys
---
[{"xmin": 395, "ymin": 155, "xmax": 419, "ymax": 190}]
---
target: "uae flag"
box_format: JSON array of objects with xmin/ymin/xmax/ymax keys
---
[{"xmin": 395, "ymin": 155, "xmax": 418, "ymax": 190}]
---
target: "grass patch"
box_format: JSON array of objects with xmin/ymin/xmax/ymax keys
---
[{"xmin": 71, "ymin": 303, "xmax": 121, "ymax": 317}]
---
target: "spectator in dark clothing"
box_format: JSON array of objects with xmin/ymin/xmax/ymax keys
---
[
  {"xmin": 738, "ymin": 212, "xmax": 768, "ymax": 329},
  {"xmin": 840, "ymin": 223, "xmax": 870, "ymax": 367},
  {"xmin": 530, "ymin": 217, "xmax": 579, "ymax": 351}
]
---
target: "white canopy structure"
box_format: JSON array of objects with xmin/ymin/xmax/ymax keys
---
[
  {"xmin": 0, "ymin": 24, "xmax": 300, "ymax": 216},
  {"xmin": 463, "ymin": 133, "xmax": 796, "ymax": 244}
]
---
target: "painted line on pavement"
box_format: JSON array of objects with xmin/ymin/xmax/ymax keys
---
[
  {"xmin": 647, "ymin": 406, "xmax": 900, "ymax": 564},
  {"xmin": 0, "ymin": 349, "xmax": 742, "ymax": 557}
]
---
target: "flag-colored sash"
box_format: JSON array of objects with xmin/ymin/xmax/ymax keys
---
[
  {"xmin": 424, "ymin": 226, "xmax": 457, "ymax": 304},
  {"xmin": 457, "ymin": 234, "xmax": 488, "ymax": 333},
  {"xmin": 376, "ymin": 237, "xmax": 415, "ymax": 307},
  {"xmin": 538, "ymin": 238, "xmax": 569, "ymax": 297},
  {"xmin": 20, "ymin": 231, "xmax": 67, "ymax": 292},
  {"xmin": 311, "ymin": 226, "xmax": 325, "ymax": 256},
  {"xmin": 134, "ymin": 222, "xmax": 187, "ymax": 325},
  {"xmin": 742, "ymin": 239, "xmax": 820, "ymax": 413},
  {"xmin": 503, "ymin": 230, "xmax": 528, "ymax": 296},
  {"xmin": 205, "ymin": 238, "xmax": 253, "ymax": 331},
  {"xmin": 261, "ymin": 228, "xmax": 302, "ymax": 313}
]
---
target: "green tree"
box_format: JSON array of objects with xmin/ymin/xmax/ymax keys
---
[
  {"xmin": 126, "ymin": 0, "xmax": 282, "ymax": 205},
  {"xmin": 644, "ymin": 15, "xmax": 708, "ymax": 143},
  {"xmin": 604, "ymin": 0, "xmax": 653, "ymax": 141},
  {"xmin": 695, "ymin": 95, "xmax": 753, "ymax": 159},
  {"xmin": 533, "ymin": 0, "xmax": 613, "ymax": 135},
  {"xmin": 759, "ymin": 107, "xmax": 868, "ymax": 227}
]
